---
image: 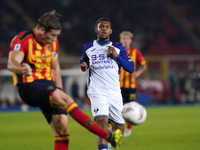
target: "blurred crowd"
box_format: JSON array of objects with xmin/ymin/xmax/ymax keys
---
[
  {"xmin": 137, "ymin": 64, "xmax": 200, "ymax": 104},
  {"xmin": 1, "ymin": 0, "xmax": 200, "ymax": 56},
  {"xmin": 1, "ymin": 64, "xmax": 200, "ymax": 109},
  {"xmin": 0, "ymin": 0, "xmax": 162, "ymax": 56},
  {"xmin": 1, "ymin": 0, "xmax": 200, "ymax": 109},
  {"xmin": 169, "ymin": 0, "xmax": 200, "ymax": 39}
]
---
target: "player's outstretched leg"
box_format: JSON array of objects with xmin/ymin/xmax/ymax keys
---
[
  {"xmin": 51, "ymin": 90, "xmax": 122, "ymax": 148},
  {"xmin": 66, "ymin": 102, "xmax": 123, "ymax": 148}
]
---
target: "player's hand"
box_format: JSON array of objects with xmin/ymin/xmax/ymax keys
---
[
  {"xmin": 132, "ymin": 71, "xmax": 141, "ymax": 78},
  {"xmin": 80, "ymin": 62, "xmax": 87, "ymax": 72},
  {"xmin": 22, "ymin": 63, "xmax": 32, "ymax": 76},
  {"xmin": 107, "ymin": 46, "xmax": 118, "ymax": 58}
]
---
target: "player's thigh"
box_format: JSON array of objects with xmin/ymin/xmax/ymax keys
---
[
  {"xmin": 108, "ymin": 95, "xmax": 125, "ymax": 126},
  {"xmin": 88, "ymin": 94, "xmax": 109, "ymax": 120},
  {"xmin": 50, "ymin": 114, "xmax": 69, "ymax": 136},
  {"xmin": 52, "ymin": 89, "xmax": 74, "ymax": 109},
  {"xmin": 95, "ymin": 117, "xmax": 109, "ymax": 128},
  {"xmin": 40, "ymin": 101, "xmax": 67, "ymax": 124},
  {"xmin": 17, "ymin": 80, "xmax": 56, "ymax": 107}
]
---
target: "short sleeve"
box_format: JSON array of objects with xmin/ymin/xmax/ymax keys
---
[
  {"xmin": 136, "ymin": 49, "xmax": 146, "ymax": 65},
  {"xmin": 9, "ymin": 35, "xmax": 27, "ymax": 55}
]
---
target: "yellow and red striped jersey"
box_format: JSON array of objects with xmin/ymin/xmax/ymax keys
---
[
  {"xmin": 120, "ymin": 47, "xmax": 146, "ymax": 88},
  {"xmin": 9, "ymin": 29, "xmax": 59, "ymax": 85}
]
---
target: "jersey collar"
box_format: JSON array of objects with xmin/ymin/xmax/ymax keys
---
[{"xmin": 96, "ymin": 40, "xmax": 111, "ymax": 46}]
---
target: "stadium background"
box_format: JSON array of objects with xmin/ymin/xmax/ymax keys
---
[{"xmin": 0, "ymin": 0, "xmax": 200, "ymax": 110}]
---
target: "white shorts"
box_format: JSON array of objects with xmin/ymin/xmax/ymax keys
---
[{"xmin": 88, "ymin": 94, "xmax": 125, "ymax": 126}]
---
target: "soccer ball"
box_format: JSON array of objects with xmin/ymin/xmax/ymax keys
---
[{"xmin": 122, "ymin": 101, "xmax": 147, "ymax": 125}]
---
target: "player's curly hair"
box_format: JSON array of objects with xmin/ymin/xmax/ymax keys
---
[
  {"xmin": 95, "ymin": 17, "xmax": 112, "ymax": 28},
  {"xmin": 37, "ymin": 10, "xmax": 61, "ymax": 32}
]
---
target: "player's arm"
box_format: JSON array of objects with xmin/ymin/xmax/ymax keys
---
[
  {"xmin": 132, "ymin": 63, "xmax": 147, "ymax": 78},
  {"xmin": 107, "ymin": 45, "xmax": 134, "ymax": 73},
  {"xmin": 51, "ymin": 58, "xmax": 63, "ymax": 89},
  {"xmin": 116, "ymin": 54, "xmax": 134, "ymax": 73},
  {"xmin": 132, "ymin": 50, "xmax": 147, "ymax": 78},
  {"xmin": 80, "ymin": 45, "xmax": 89, "ymax": 72},
  {"xmin": 7, "ymin": 51, "xmax": 32, "ymax": 76},
  {"xmin": 108, "ymin": 45, "xmax": 134, "ymax": 73}
]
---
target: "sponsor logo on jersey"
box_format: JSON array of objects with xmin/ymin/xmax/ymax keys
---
[
  {"xmin": 14, "ymin": 44, "xmax": 21, "ymax": 51},
  {"xmin": 91, "ymin": 65, "xmax": 114, "ymax": 70}
]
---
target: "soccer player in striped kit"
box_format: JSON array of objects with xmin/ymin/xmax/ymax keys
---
[
  {"xmin": 119, "ymin": 31, "xmax": 147, "ymax": 136},
  {"xmin": 7, "ymin": 11, "xmax": 121, "ymax": 150}
]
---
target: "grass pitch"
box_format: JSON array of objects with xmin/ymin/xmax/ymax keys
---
[{"xmin": 0, "ymin": 105, "xmax": 200, "ymax": 150}]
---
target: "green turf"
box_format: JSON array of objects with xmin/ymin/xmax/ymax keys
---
[{"xmin": 0, "ymin": 105, "xmax": 200, "ymax": 150}]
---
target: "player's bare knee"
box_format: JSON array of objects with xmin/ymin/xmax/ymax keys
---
[
  {"xmin": 55, "ymin": 125, "xmax": 68, "ymax": 135},
  {"xmin": 53, "ymin": 115, "xmax": 69, "ymax": 135},
  {"xmin": 95, "ymin": 117, "xmax": 108, "ymax": 129},
  {"xmin": 62, "ymin": 94, "xmax": 74, "ymax": 106},
  {"xmin": 52, "ymin": 90, "xmax": 73, "ymax": 109}
]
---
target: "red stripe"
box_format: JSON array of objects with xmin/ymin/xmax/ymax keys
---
[
  {"xmin": 49, "ymin": 91, "xmax": 54, "ymax": 107},
  {"xmin": 40, "ymin": 47, "xmax": 47, "ymax": 79},
  {"xmin": 31, "ymin": 43, "xmax": 38, "ymax": 80},
  {"xmin": 32, "ymin": 71, "xmax": 39, "ymax": 80},
  {"xmin": 23, "ymin": 74, "xmax": 27, "ymax": 83},
  {"xmin": 56, "ymin": 39, "xmax": 59, "ymax": 50},
  {"xmin": 122, "ymin": 69, "xmax": 126, "ymax": 88},
  {"xmin": 41, "ymin": 68, "xmax": 47, "ymax": 79}
]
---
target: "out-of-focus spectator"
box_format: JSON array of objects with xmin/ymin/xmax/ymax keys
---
[
  {"xmin": 177, "ymin": 71, "xmax": 187, "ymax": 103},
  {"xmin": 169, "ymin": 65, "xmax": 179, "ymax": 104},
  {"xmin": 189, "ymin": 63, "xmax": 200, "ymax": 103},
  {"xmin": 71, "ymin": 81, "xmax": 79, "ymax": 101},
  {"xmin": 137, "ymin": 75, "xmax": 165, "ymax": 103}
]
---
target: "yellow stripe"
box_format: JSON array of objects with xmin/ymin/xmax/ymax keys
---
[
  {"xmin": 132, "ymin": 49, "xmax": 137, "ymax": 72},
  {"xmin": 45, "ymin": 45, "xmax": 51, "ymax": 79},
  {"xmin": 55, "ymin": 136, "xmax": 69, "ymax": 141},
  {"xmin": 131, "ymin": 77, "xmax": 136, "ymax": 88},
  {"xmin": 9, "ymin": 51, "xmax": 24, "ymax": 56},
  {"xmin": 52, "ymin": 55, "xmax": 58, "ymax": 61},
  {"xmin": 124, "ymin": 71, "xmax": 129, "ymax": 88},
  {"xmin": 10, "ymin": 35, "xmax": 17, "ymax": 47},
  {"xmin": 66, "ymin": 103, "xmax": 78, "ymax": 113},
  {"xmin": 26, "ymin": 39, "xmax": 34, "ymax": 82},
  {"xmin": 52, "ymin": 41, "xmax": 58, "ymax": 61},
  {"xmin": 140, "ymin": 60, "xmax": 146, "ymax": 65},
  {"xmin": 13, "ymin": 73, "xmax": 18, "ymax": 85},
  {"xmin": 35, "ymin": 42, "xmax": 44, "ymax": 79},
  {"xmin": 130, "ymin": 49, "xmax": 137, "ymax": 88},
  {"xmin": 53, "ymin": 41, "xmax": 56, "ymax": 50},
  {"xmin": 119, "ymin": 68, "xmax": 124, "ymax": 87}
]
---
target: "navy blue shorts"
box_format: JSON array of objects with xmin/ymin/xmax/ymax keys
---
[
  {"xmin": 17, "ymin": 79, "xmax": 67, "ymax": 124},
  {"xmin": 121, "ymin": 88, "xmax": 137, "ymax": 104}
]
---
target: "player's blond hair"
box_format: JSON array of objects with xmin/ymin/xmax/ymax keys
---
[{"xmin": 119, "ymin": 31, "xmax": 134, "ymax": 39}]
